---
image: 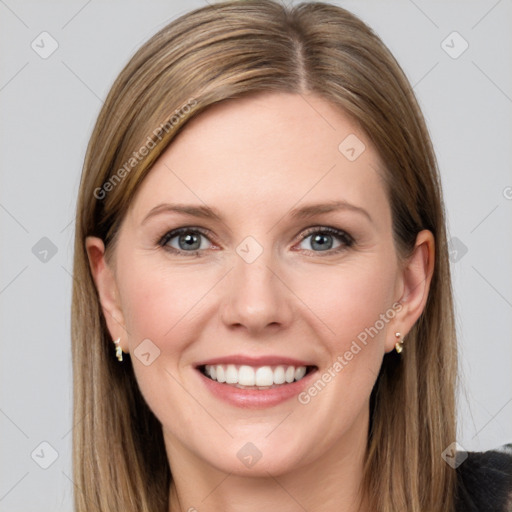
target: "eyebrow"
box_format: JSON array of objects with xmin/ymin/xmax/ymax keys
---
[{"xmin": 141, "ymin": 200, "xmax": 372, "ymax": 225}]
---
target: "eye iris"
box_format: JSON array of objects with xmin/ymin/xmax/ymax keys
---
[
  {"xmin": 179, "ymin": 232, "xmax": 201, "ymax": 250},
  {"xmin": 169, "ymin": 230, "xmax": 342, "ymax": 252},
  {"xmin": 311, "ymin": 233, "xmax": 333, "ymax": 251}
]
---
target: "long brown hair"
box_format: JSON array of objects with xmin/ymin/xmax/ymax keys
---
[{"xmin": 71, "ymin": 1, "xmax": 458, "ymax": 510}]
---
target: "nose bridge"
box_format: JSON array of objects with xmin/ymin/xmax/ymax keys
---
[{"xmin": 220, "ymin": 238, "xmax": 292, "ymax": 333}]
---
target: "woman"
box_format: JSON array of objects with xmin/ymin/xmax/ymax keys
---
[{"xmin": 71, "ymin": 1, "xmax": 512, "ymax": 511}]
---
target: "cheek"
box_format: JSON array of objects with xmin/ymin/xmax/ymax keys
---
[
  {"xmin": 115, "ymin": 256, "xmax": 215, "ymax": 427},
  {"xmin": 303, "ymin": 258, "xmax": 397, "ymax": 349},
  {"xmin": 118, "ymin": 256, "xmax": 212, "ymax": 347},
  {"xmin": 287, "ymin": 260, "xmax": 397, "ymax": 438},
  {"xmin": 296, "ymin": 255, "xmax": 398, "ymax": 413}
]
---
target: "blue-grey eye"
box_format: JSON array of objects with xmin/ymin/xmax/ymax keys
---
[
  {"xmin": 160, "ymin": 228, "xmax": 211, "ymax": 252},
  {"xmin": 298, "ymin": 228, "xmax": 352, "ymax": 252},
  {"xmin": 176, "ymin": 232, "xmax": 202, "ymax": 251}
]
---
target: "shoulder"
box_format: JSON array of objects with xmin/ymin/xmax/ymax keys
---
[{"xmin": 455, "ymin": 443, "xmax": 512, "ymax": 512}]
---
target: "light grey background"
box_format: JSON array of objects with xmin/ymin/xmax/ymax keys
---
[{"xmin": 1, "ymin": 0, "xmax": 511, "ymax": 510}]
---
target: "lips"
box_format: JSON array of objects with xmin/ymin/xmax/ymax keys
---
[{"xmin": 194, "ymin": 355, "xmax": 317, "ymax": 406}]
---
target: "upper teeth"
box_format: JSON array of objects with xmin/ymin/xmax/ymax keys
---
[{"xmin": 204, "ymin": 364, "xmax": 307, "ymax": 386}]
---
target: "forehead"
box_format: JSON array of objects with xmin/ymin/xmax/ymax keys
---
[{"xmin": 128, "ymin": 92, "xmax": 390, "ymax": 229}]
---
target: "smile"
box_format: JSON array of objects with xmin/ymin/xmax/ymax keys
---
[
  {"xmin": 200, "ymin": 364, "xmax": 314, "ymax": 389},
  {"xmin": 195, "ymin": 355, "xmax": 318, "ymax": 408}
]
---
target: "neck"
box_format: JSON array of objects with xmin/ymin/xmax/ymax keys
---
[{"xmin": 167, "ymin": 407, "xmax": 370, "ymax": 512}]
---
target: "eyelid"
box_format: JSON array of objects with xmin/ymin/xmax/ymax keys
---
[{"xmin": 298, "ymin": 225, "xmax": 354, "ymax": 244}]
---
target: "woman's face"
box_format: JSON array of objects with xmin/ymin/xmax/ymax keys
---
[{"xmin": 87, "ymin": 92, "xmax": 431, "ymax": 477}]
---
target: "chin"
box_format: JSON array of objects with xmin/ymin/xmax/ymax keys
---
[{"xmin": 194, "ymin": 433, "xmax": 312, "ymax": 477}]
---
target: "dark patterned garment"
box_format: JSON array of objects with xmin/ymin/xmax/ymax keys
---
[{"xmin": 455, "ymin": 443, "xmax": 512, "ymax": 512}]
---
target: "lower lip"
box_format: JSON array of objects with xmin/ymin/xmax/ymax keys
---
[{"xmin": 197, "ymin": 368, "xmax": 317, "ymax": 409}]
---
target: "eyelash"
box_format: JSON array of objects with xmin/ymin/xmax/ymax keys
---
[{"xmin": 156, "ymin": 226, "xmax": 355, "ymax": 257}]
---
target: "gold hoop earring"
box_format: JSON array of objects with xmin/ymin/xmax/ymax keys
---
[
  {"xmin": 113, "ymin": 338, "xmax": 123, "ymax": 362},
  {"xmin": 395, "ymin": 332, "xmax": 405, "ymax": 354}
]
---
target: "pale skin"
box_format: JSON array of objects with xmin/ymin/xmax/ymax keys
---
[{"xmin": 86, "ymin": 92, "xmax": 434, "ymax": 512}]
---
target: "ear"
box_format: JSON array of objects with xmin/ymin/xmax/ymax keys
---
[
  {"xmin": 85, "ymin": 236, "xmax": 128, "ymax": 352},
  {"xmin": 385, "ymin": 229, "xmax": 435, "ymax": 353}
]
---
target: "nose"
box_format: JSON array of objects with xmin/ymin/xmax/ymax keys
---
[{"xmin": 220, "ymin": 248, "xmax": 294, "ymax": 336}]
